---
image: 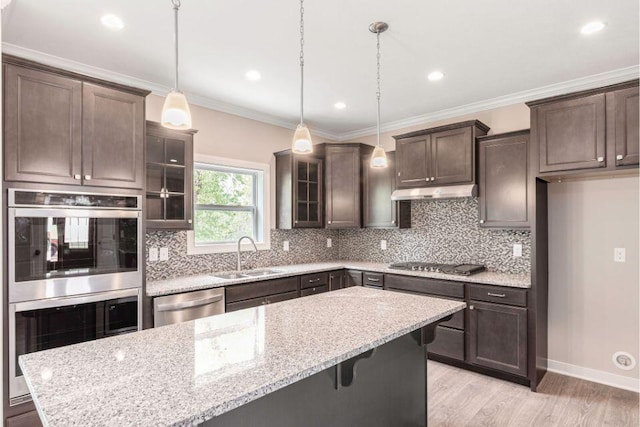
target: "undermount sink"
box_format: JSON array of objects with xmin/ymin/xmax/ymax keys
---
[{"xmin": 212, "ymin": 270, "xmax": 282, "ymax": 280}]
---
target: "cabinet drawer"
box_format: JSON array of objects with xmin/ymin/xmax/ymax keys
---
[
  {"xmin": 363, "ymin": 272, "xmax": 384, "ymax": 288},
  {"xmin": 300, "ymin": 284, "xmax": 328, "ymax": 297},
  {"xmin": 225, "ymin": 277, "xmax": 299, "ymax": 303},
  {"xmin": 300, "ymin": 272, "xmax": 329, "ymax": 289},
  {"xmin": 387, "ymin": 288, "xmax": 464, "ymax": 330},
  {"xmin": 225, "ymin": 290, "xmax": 298, "ymax": 312},
  {"xmin": 427, "ymin": 326, "xmax": 464, "ymax": 361},
  {"xmin": 468, "ymin": 284, "xmax": 527, "ymax": 307},
  {"xmin": 385, "ymin": 274, "xmax": 464, "ymax": 299}
]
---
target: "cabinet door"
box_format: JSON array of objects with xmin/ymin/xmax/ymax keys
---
[
  {"xmin": 396, "ymin": 135, "xmax": 429, "ymax": 188},
  {"xmin": 468, "ymin": 301, "xmax": 528, "ymax": 377},
  {"xmin": 4, "ymin": 64, "xmax": 82, "ymax": 185},
  {"xmin": 293, "ymin": 157, "xmax": 323, "ymax": 228},
  {"xmin": 363, "ymin": 152, "xmax": 410, "ymax": 228},
  {"xmin": 325, "ymin": 145, "xmax": 361, "ymax": 228},
  {"xmin": 612, "ymin": 86, "xmax": 639, "ymax": 167},
  {"xmin": 82, "ymin": 83, "xmax": 145, "ymax": 189},
  {"xmin": 328, "ymin": 270, "xmax": 344, "ymax": 291},
  {"xmin": 344, "ymin": 270, "xmax": 363, "ymax": 287},
  {"xmin": 430, "ymin": 126, "xmax": 474, "ymax": 185},
  {"xmin": 478, "ymin": 133, "xmax": 529, "ymax": 228},
  {"xmin": 537, "ymin": 93, "xmax": 606, "ymax": 173}
]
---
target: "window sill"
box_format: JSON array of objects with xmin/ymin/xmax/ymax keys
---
[{"xmin": 186, "ymin": 231, "xmax": 271, "ymax": 255}]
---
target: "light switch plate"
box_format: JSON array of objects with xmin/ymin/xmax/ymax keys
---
[
  {"xmin": 513, "ymin": 244, "xmax": 523, "ymax": 257},
  {"xmin": 614, "ymin": 248, "xmax": 626, "ymax": 263},
  {"xmin": 283, "ymin": 241, "xmax": 290, "ymax": 251},
  {"xmin": 327, "ymin": 238, "xmax": 332, "ymax": 248},
  {"xmin": 159, "ymin": 247, "xmax": 169, "ymax": 261},
  {"xmin": 149, "ymin": 247, "xmax": 159, "ymax": 262},
  {"xmin": 381, "ymin": 240, "xmax": 387, "ymax": 250}
]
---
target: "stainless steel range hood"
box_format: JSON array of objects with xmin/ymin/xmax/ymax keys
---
[{"xmin": 391, "ymin": 184, "xmax": 477, "ymax": 201}]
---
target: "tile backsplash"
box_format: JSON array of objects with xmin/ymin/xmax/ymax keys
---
[
  {"xmin": 146, "ymin": 198, "xmax": 531, "ymax": 281},
  {"xmin": 338, "ymin": 198, "xmax": 531, "ymax": 275}
]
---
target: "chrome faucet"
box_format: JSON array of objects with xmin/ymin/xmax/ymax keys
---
[{"xmin": 237, "ymin": 236, "xmax": 258, "ymax": 271}]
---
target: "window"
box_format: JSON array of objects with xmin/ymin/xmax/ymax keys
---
[{"xmin": 188, "ymin": 155, "xmax": 270, "ymax": 254}]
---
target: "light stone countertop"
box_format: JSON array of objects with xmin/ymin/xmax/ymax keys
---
[
  {"xmin": 147, "ymin": 261, "xmax": 531, "ymax": 297},
  {"xmin": 20, "ymin": 287, "xmax": 465, "ymax": 427}
]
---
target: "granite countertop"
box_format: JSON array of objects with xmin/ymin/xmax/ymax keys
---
[
  {"xmin": 147, "ymin": 261, "xmax": 531, "ymax": 297},
  {"xmin": 20, "ymin": 287, "xmax": 465, "ymax": 427}
]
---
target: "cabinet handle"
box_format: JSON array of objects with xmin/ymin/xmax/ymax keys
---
[
  {"xmin": 367, "ymin": 278, "xmax": 380, "ymax": 282},
  {"xmin": 309, "ymin": 278, "xmax": 321, "ymax": 283},
  {"xmin": 312, "ymin": 287, "xmax": 316, "ymax": 292},
  {"xmin": 265, "ymin": 299, "xmax": 271, "ymax": 304},
  {"xmin": 84, "ymin": 175, "xmax": 92, "ymax": 180},
  {"xmin": 597, "ymin": 157, "xmax": 604, "ymax": 162},
  {"xmin": 616, "ymin": 154, "xmax": 624, "ymax": 160},
  {"xmin": 261, "ymin": 301, "xmax": 267, "ymax": 305},
  {"xmin": 397, "ymin": 172, "xmax": 401, "ymax": 177},
  {"xmin": 402, "ymin": 178, "xmax": 426, "ymax": 183},
  {"xmin": 469, "ymin": 305, "xmax": 474, "ymax": 310},
  {"xmin": 487, "ymin": 292, "xmax": 506, "ymax": 298},
  {"xmin": 73, "ymin": 174, "xmax": 81, "ymax": 180}
]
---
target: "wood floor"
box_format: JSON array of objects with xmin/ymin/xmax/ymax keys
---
[{"xmin": 427, "ymin": 361, "xmax": 639, "ymax": 426}]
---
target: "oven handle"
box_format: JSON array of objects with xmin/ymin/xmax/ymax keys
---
[
  {"xmin": 10, "ymin": 208, "xmax": 140, "ymax": 218},
  {"xmin": 13, "ymin": 288, "xmax": 140, "ymax": 312},
  {"xmin": 156, "ymin": 295, "xmax": 223, "ymax": 312}
]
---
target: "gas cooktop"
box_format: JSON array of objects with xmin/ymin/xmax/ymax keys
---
[{"xmin": 388, "ymin": 262, "xmax": 486, "ymax": 276}]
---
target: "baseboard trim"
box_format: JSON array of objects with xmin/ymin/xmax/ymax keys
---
[{"xmin": 547, "ymin": 359, "xmax": 639, "ymax": 393}]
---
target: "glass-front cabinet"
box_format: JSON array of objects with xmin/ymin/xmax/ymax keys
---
[{"xmin": 145, "ymin": 121, "xmax": 197, "ymax": 229}]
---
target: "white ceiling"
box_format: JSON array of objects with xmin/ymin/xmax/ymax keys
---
[{"xmin": 2, "ymin": 0, "xmax": 639, "ymax": 139}]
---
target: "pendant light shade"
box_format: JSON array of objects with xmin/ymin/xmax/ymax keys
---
[
  {"xmin": 292, "ymin": 123, "xmax": 313, "ymax": 154},
  {"xmin": 162, "ymin": 90, "xmax": 192, "ymax": 129},
  {"xmin": 370, "ymin": 145, "xmax": 388, "ymax": 168},
  {"xmin": 162, "ymin": 0, "xmax": 192, "ymax": 130}
]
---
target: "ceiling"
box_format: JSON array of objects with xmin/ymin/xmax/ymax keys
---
[{"xmin": 2, "ymin": 0, "xmax": 639, "ymax": 139}]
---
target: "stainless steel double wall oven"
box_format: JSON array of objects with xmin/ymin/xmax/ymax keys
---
[{"xmin": 7, "ymin": 189, "xmax": 143, "ymax": 404}]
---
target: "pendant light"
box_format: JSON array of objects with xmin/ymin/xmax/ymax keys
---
[
  {"xmin": 161, "ymin": 0, "xmax": 192, "ymax": 130},
  {"xmin": 292, "ymin": 0, "xmax": 313, "ymax": 154},
  {"xmin": 369, "ymin": 22, "xmax": 388, "ymax": 168}
]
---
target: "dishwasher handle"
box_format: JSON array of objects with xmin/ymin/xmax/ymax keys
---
[{"xmin": 156, "ymin": 294, "xmax": 223, "ymax": 312}]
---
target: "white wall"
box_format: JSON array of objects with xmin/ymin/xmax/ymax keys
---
[{"xmin": 548, "ymin": 176, "xmax": 640, "ymax": 390}]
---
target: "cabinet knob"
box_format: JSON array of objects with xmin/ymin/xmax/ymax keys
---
[
  {"xmin": 479, "ymin": 220, "xmax": 485, "ymax": 224},
  {"xmin": 391, "ymin": 220, "xmax": 395, "ymax": 224},
  {"xmin": 597, "ymin": 157, "xmax": 604, "ymax": 162},
  {"xmin": 469, "ymin": 305, "xmax": 475, "ymax": 310},
  {"xmin": 187, "ymin": 219, "xmax": 193, "ymax": 224},
  {"xmin": 84, "ymin": 175, "xmax": 92, "ymax": 180},
  {"xmin": 397, "ymin": 172, "xmax": 401, "ymax": 177},
  {"xmin": 616, "ymin": 154, "xmax": 624, "ymax": 160},
  {"xmin": 328, "ymin": 221, "xmax": 332, "ymax": 224},
  {"xmin": 431, "ymin": 177, "xmax": 435, "ymax": 181},
  {"xmin": 294, "ymin": 220, "xmax": 298, "ymax": 223},
  {"xmin": 73, "ymin": 174, "xmax": 81, "ymax": 180}
]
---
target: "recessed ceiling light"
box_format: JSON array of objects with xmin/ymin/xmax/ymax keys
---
[
  {"xmin": 427, "ymin": 71, "xmax": 445, "ymax": 82},
  {"xmin": 334, "ymin": 102, "xmax": 347, "ymax": 110},
  {"xmin": 580, "ymin": 21, "xmax": 605, "ymax": 35},
  {"xmin": 101, "ymin": 14, "xmax": 124, "ymax": 31},
  {"xmin": 245, "ymin": 70, "xmax": 262, "ymax": 81}
]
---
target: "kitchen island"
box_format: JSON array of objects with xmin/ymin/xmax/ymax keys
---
[{"xmin": 20, "ymin": 287, "xmax": 465, "ymax": 426}]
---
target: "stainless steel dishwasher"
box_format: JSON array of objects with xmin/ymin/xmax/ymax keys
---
[{"xmin": 153, "ymin": 288, "xmax": 225, "ymax": 327}]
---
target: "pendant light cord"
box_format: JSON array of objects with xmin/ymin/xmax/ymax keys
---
[
  {"xmin": 172, "ymin": 0, "xmax": 181, "ymax": 90},
  {"xmin": 299, "ymin": 0, "xmax": 305, "ymax": 125},
  {"xmin": 376, "ymin": 30, "xmax": 382, "ymax": 148}
]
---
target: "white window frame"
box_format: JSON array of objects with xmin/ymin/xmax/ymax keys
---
[{"xmin": 187, "ymin": 154, "xmax": 271, "ymax": 254}]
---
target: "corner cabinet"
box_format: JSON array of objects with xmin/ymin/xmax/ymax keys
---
[
  {"xmin": 275, "ymin": 148, "xmax": 324, "ymax": 229},
  {"xmin": 394, "ymin": 120, "xmax": 489, "ymax": 188},
  {"xmin": 528, "ymin": 80, "xmax": 639, "ymax": 177},
  {"xmin": 363, "ymin": 151, "xmax": 411, "ymax": 228},
  {"xmin": 477, "ymin": 130, "xmax": 530, "ymax": 228},
  {"xmin": 3, "ymin": 56, "xmax": 148, "ymax": 188},
  {"xmin": 145, "ymin": 121, "xmax": 196, "ymax": 229}
]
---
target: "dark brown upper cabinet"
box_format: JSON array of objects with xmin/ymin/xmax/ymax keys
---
[
  {"xmin": 146, "ymin": 121, "xmax": 196, "ymax": 230},
  {"xmin": 477, "ymin": 130, "xmax": 530, "ymax": 229},
  {"xmin": 3, "ymin": 55, "xmax": 149, "ymax": 189},
  {"xmin": 363, "ymin": 151, "xmax": 411, "ymax": 228},
  {"xmin": 528, "ymin": 80, "xmax": 639, "ymax": 177},
  {"xmin": 325, "ymin": 144, "xmax": 372, "ymax": 229},
  {"xmin": 394, "ymin": 120, "xmax": 489, "ymax": 189},
  {"xmin": 611, "ymin": 86, "xmax": 639, "ymax": 167},
  {"xmin": 275, "ymin": 148, "xmax": 324, "ymax": 229}
]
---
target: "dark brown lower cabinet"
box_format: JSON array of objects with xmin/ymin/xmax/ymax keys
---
[
  {"xmin": 226, "ymin": 290, "xmax": 298, "ymax": 312},
  {"xmin": 468, "ymin": 301, "xmax": 528, "ymax": 377},
  {"xmin": 428, "ymin": 326, "xmax": 465, "ymax": 361},
  {"xmin": 6, "ymin": 410, "xmax": 42, "ymax": 427},
  {"xmin": 328, "ymin": 270, "xmax": 345, "ymax": 291},
  {"xmin": 344, "ymin": 270, "xmax": 363, "ymax": 287},
  {"xmin": 300, "ymin": 272, "xmax": 329, "ymax": 290},
  {"xmin": 225, "ymin": 277, "xmax": 299, "ymax": 312},
  {"xmin": 362, "ymin": 272, "xmax": 384, "ymax": 288}
]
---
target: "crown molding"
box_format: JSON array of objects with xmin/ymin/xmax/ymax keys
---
[
  {"xmin": 1, "ymin": 43, "xmax": 341, "ymax": 141},
  {"xmin": 336, "ymin": 65, "xmax": 640, "ymax": 141}
]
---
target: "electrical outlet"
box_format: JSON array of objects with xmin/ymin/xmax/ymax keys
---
[
  {"xmin": 327, "ymin": 238, "xmax": 332, "ymax": 248},
  {"xmin": 148, "ymin": 247, "xmax": 158, "ymax": 262},
  {"xmin": 283, "ymin": 241, "xmax": 290, "ymax": 251},
  {"xmin": 513, "ymin": 244, "xmax": 523, "ymax": 257},
  {"xmin": 381, "ymin": 240, "xmax": 387, "ymax": 250},
  {"xmin": 614, "ymin": 248, "xmax": 626, "ymax": 263},
  {"xmin": 159, "ymin": 247, "xmax": 169, "ymax": 261}
]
